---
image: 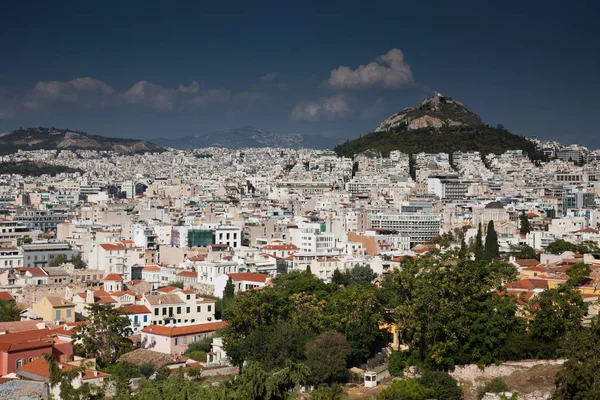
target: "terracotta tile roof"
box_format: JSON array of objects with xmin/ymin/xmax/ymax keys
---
[
  {"xmin": 505, "ymin": 279, "xmax": 549, "ymax": 290},
  {"xmin": 110, "ymin": 290, "xmax": 135, "ymax": 297},
  {"xmin": 43, "ymin": 296, "xmax": 74, "ymax": 307},
  {"xmin": 96, "ymin": 297, "xmax": 118, "ymax": 304},
  {"xmin": 515, "ymin": 259, "xmax": 541, "ymax": 267},
  {"xmin": 118, "ymin": 348, "xmax": 188, "ymax": 367},
  {"xmin": 0, "ymin": 291, "xmax": 15, "ymax": 301},
  {"xmin": 141, "ymin": 321, "xmax": 227, "ymax": 337},
  {"xmin": 25, "ymin": 268, "xmax": 47, "ymax": 278},
  {"xmin": 156, "ymin": 286, "xmax": 179, "ymax": 293},
  {"xmin": 574, "ymin": 228, "xmax": 599, "ymax": 234},
  {"xmin": 121, "ymin": 239, "xmax": 135, "ymax": 244},
  {"xmin": 181, "ymin": 290, "xmax": 195, "ymax": 295},
  {"xmin": 0, "ymin": 330, "xmax": 56, "ymax": 352},
  {"xmin": 99, "ymin": 243, "xmax": 127, "ymax": 251},
  {"xmin": 142, "ymin": 265, "xmax": 161, "ymax": 272},
  {"xmin": 176, "ymin": 270, "xmax": 197, "ymax": 278},
  {"xmin": 227, "ymin": 272, "xmax": 269, "ymax": 283},
  {"xmin": 0, "ymin": 320, "xmax": 41, "ymax": 333},
  {"xmin": 188, "ymin": 255, "xmax": 206, "ymax": 262},
  {"xmin": 144, "ymin": 293, "xmax": 184, "ymax": 305},
  {"xmin": 120, "ymin": 305, "xmax": 151, "ymax": 314},
  {"xmin": 104, "ymin": 273, "xmax": 124, "ymax": 281}
]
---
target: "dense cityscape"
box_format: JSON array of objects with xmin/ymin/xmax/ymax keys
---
[{"xmin": 1, "ymin": 1, "xmax": 599, "ymax": 399}]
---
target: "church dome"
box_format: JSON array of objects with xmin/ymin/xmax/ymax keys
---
[{"xmin": 485, "ymin": 201, "xmax": 504, "ymax": 209}]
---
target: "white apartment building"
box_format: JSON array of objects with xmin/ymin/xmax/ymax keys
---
[
  {"xmin": 142, "ymin": 290, "xmax": 215, "ymax": 325},
  {"xmin": 0, "ymin": 246, "xmax": 23, "ymax": 270},
  {"xmin": 368, "ymin": 212, "xmax": 441, "ymax": 245},
  {"xmin": 214, "ymin": 225, "xmax": 242, "ymax": 248}
]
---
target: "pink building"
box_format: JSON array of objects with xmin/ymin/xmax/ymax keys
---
[{"xmin": 141, "ymin": 321, "xmax": 227, "ymax": 355}]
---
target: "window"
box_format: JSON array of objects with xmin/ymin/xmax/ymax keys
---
[
  {"xmin": 208, "ymin": 305, "xmax": 212, "ymax": 312},
  {"xmin": 186, "ymin": 307, "xmax": 190, "ymax": 313},
  {"xmin": 16, "ymin": 359, "xmax": 24, "ymax": 369},
  {"xmin": 186, "ymin": 295, "xmax": 191, "ymax": 300},
  {"xmin": 183, "ymin": 336, "xmax": 187, "ymax": 344},
  {"xmin": 154, "ymin": 308, "xmax": 159, "ymax": 316},
  {"xmin": 197, "ymin": 306, "xmax": 201, "ymax": 312},
  {"xmin": 176, "ymin": 306, "xmax": 181, "ymax": 314},
  {"xmin": 174, "ymin": 338, "xmax": 179, "ymax": 345},
  {"xmin": 66, "ymin": 309, "xmax": 72, "ymax": 319},
  {"xmin": 144, "ymin": 315, "xmax": 148, "ymax": 322},
  {"xmin": 169, "ymin": 307, "xmax": 173, "ymax": 316},
  {"xmin": 55, "ymin": 310, "xmax": 61, "ymax": 321},
  {"xmin": 162, "ymin": 307, "xmax": 167, "ymax": 316}
]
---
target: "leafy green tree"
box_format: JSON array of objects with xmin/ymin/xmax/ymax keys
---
[
  {"xmin": 484, "ymin": 220, "xmax": 499, "ymax": 261},
  {"xmin": 329, "ymin": 284, "xmax": 383, "ymax": 365},
  {"xmin": 72, "ymin": 303, "xmax": 134, "ymax": 367},
  {"xmin": 546, "ymin": 239, "xmax": 577, "ymax": 255},
  {"xmin": 43, "ymin": 354, "xmax": 104, "ymax": 400},
  {"xmin": 418, "ymin": 371, "xmax": 463, "ymax": 400},
  {"xmin": 377, "ymin": 379, "xmax": 435, "ymax": 400},
  {"xmin": 393, "ymin": 256, "xmax": 520, "ymax": 369},
  {"xmin": 349, "ymin": 264, "xmax": 376, "ymax": 283},
  {"xmin": 0, "ymin": 300, "xmax": 21, "ymax": 322},
  {"xmin": 221, "ymin": 288, "xmax": 292, "ymax": 367},
  {"xmin": 553, "ymin": 316, "xmax": 600, "ymax": 399},
  {"xmin": 388, "ymin": 350, "xmax": 408, "ymax": 377},
  {"xmin": 566, "ymin": 263, "xmax": 591, "ymax": 287},
  {"xmin": 332, "ymin": 268, "xmax": 351, "ymax": 286},
  {"xmin": 474, "ymin": 223, "xmax": 484, "ymax": 262},
  {"xmin": 530, "ymin": 284, "xmax": 588, "ymax": 342},
  {"xmin": 311, "ymin": 384, "xmax": 347, "ymax": 400},
  {"xmin": 138, "ymin": 362, "xmax": 156, "ymax": 379},
  {"xmin": 305, "ymin": 331, "xmax": 351, "ymax": 385},
  {"xmin": 508, "ymin": 244, "xmax": 538, "ymax": 261},
  {"xmin": 49, "ymin": 254, "xmax": 69, "ymax": 267},
  {"xmin": 519, "ymin": 210, "xmax": 532, "ymax": 234},
  {"xmin": 70, "ymin": 253, "xmax": 85, "ymax": 269}
]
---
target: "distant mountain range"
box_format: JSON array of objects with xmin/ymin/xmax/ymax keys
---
[
  {"xmin": 0, "ymin": 127, "xmax": 162, "ymax": 155},
  {"xmin": 335, "ymin": 93, "xmax": 543, "ymax": 160},
  {"xmin": 151, "ymin": 126, "xmax": 343, "ymax": 150}
]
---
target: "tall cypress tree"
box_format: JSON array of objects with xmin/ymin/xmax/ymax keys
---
[
  {"xmin": 458, "ymin": 237, "xmax": 468, "ymax": 259},
  {"xmin": 519, "ymin": 210, "xmax": 532, "ymax": 234},
  {"xmin": 484, "ymin": 220, "xmax": 499, "ymax": 262},
  {"xmin": 474, "ymin": 223, "xmax": 484, "ymax": 262},
  {"xmin": 223, "ymin": 277, "xmax": 235, "ymax": 315}
]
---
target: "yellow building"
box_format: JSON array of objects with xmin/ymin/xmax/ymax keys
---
[{"xmin": 32, "ymin": 296, "xmax": 75, "ymax": 323}]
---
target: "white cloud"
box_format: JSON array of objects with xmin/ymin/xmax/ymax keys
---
[
  {"xmin": 177, "ymin": 81, "xmax": 201, "ymax": 94},
  {"xmin": 291, "ymin": 94, "xmax": 354, "ymax": 121},
  {"xmin": 122, "ymin": 81, "xmax": 177, "ymax": 111},
  {"xmin": 325, "ymin": 48, "xmax": 413, "ymax": 89},
  {"xmin": 26, "ymin": 77, "xmax": 115, "ymax": 108},
  {"xmin": 260, "ymin": 72, "xmax": 279, "ymax": 81},
  {"xmin": 190, "ymin": 89, "xmax": 231, "ymax": 107}
]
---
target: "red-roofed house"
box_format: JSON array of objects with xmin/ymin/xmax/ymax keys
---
[
  {"xmin": 214, "ymin": 272, "xmax": 270, "ymax": 298},
  {"xmin": 0, "ymin": 329, "xmax": 74, "ymax": 375},
  {"xmin": 176, "ymin": 269, "xmax": 198, "ymax": 286},
  {"xmin": 141, "ymin": 321, "xmax": 227, "ymax": 355},
  {"xmin": 120, "ymin": 304, "xmax": 152, "ymax": 333},
  {"xmin": 89, "ymin": 242, "xmax": 144, "ymax": 280},
  {"xmin": 103, "ymin": 273, "xmax": 124, "ymax": 292},
  {"xmin": 16, "ymin": 357, "xmax": 108, "ymax": 399}
]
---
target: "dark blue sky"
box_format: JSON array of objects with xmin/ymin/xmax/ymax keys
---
[{"xmin": 1, "ymin": 0, "xmax": 599, "ymax": 146}]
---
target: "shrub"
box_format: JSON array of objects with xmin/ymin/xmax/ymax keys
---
[
  {"xmin": 388, "ymin": 350, "xmax": 408, "ymax": 377},
  {"xmin": 138, "ymin": 362, "xmax": 156, "ymax": 379},
  {"xmin": 477, "ymin": 378, "xmax": 510, "ymax": 399},
  {"xmin": 418, "ymin": 371, "xmax": 463, "ymax": 400}
]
